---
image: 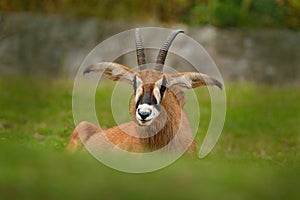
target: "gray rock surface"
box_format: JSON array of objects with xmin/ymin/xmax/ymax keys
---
[{"xmin": 0, "ymin": 13, "xmax": 299, "ymax": 85}]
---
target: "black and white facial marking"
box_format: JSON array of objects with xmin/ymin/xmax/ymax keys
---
[{"xmin": 133, "ymin": 75, "xmax": 167, "ymax": 126}]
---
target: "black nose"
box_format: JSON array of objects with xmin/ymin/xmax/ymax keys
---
[{"xmin": 138, "ymin": 109, "xmax": 151, "ymax": 120}]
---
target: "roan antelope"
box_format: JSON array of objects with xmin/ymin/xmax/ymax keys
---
[{"xmin": 67, "ymin": 28, "xmax": 222, "ymax": 155}]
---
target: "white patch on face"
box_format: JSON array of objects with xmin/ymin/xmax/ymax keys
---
[
  {"xmin": 153, "ymin": 86, "xmax": 161, "ymax": 104},
  {"xmin": 135, "ymin": 86, "xmax": 143, "ymax": 103},
  {"xmin": 136, "ymin": 104, "xmax": 160, "ymax": 126},
  {"xmin": 134, "ymin": 76, "xmax": 144, "ymax": 103}
]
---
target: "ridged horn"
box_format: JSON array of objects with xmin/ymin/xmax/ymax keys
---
[
  {"xmin": 135, "ymin": 28, "xmax": 146, "ymax": 70},
  {"xmin": 154, "ymin": 29, "xmax": 184, "ymax": 71}
]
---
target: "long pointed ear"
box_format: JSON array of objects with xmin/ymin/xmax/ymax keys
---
[
  {"xmin": 167, "ymin": 72, "xmax": 223, "ymax": 90},
  {"xmin": 83, "ymin": 62, "xmax": 136, "ymax": 84}
]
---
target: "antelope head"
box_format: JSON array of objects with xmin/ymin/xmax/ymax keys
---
[{"xmin": 84, "ymin": 29, "xmax": 222, "ymax": 126}]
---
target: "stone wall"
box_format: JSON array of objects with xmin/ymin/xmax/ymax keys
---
[{"xmin": 0, "ymin": 13, "xmax": 299, "ymax": 85}]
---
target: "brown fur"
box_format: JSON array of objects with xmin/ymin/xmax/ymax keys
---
[
  {"xmin": 67, "ymin": 29, "xmax": 221, "ymax": 156},
  {"xmin": 67, "ymin": 70, "xmax": 196, "ymax": 155}
]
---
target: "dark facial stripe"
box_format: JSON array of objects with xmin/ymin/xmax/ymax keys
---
[
  {"xmin": 136, "ymin": 84, "xmax": 158, "ymax": 108},
  {"xmin": 160, "ymin": 76, "xmax": 167, "ymax": 99},
  {"xmin": 154, "ymin": 104, "xmax": 161, "ymax": 111},
  {"xmin": 133, "ymin": 75, "xmax": 137, "ymax": 93}
]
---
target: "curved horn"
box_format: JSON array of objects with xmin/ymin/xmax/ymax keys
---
[
  {"xmin": 135, "ymin": 28, "xmax": 146, "ymax": 70},
  {"xmin": 154, "ymin": 29, "xmax": 184, "ymax": 71}
]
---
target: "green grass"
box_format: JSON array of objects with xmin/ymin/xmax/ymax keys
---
[{"xmin": 0, "ymin": 76, "xmax": 300, "ymax": 200}]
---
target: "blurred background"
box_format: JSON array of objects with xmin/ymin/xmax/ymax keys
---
[
  {"xmin": 0, "ymin": 0, "xmax": 299, "ymax": 84},
  {"xmin": 0, "ymin": 1, "xmax": 300, "ymax": 200}
]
